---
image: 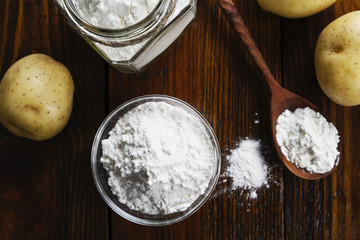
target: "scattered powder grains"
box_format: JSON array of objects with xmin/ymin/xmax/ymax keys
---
[
  {"xmin": 276, "ymin": 107, "xmax": 340, "ymax": 173},
  {"xmin": 226, "ymin": 139, "xmax": 269, "ymax": 199}
]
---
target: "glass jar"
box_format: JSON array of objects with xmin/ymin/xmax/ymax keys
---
[{"xmin": 55, "ymin": 0, "xmax": 197, "ymax": 73}]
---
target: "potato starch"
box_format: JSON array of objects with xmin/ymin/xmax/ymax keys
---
[
  {"xmin": 276, "ymin": 107, "xmax": 340, "ymax": 173},
  {"xmin": 101, "ymin": 102, "xmax": 216, "ymax": 214},
  {"xmin": 226, "ymin": 139, "xmax": 269, "ymax": 199},
  {"xmin": 72, "ymin": 0, "xmax": 160, "ymax": 29}
]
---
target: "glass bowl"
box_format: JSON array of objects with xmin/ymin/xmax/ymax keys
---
[{"xmin": 91, "ymin": 95, "xmax": 221, "ymax": 226}]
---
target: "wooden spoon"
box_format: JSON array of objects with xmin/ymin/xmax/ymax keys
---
[{"xmin": 218, "ymin": 0, "xmax": 340, "ymax": 180}]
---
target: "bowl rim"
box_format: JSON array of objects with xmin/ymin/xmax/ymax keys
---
[{"xmin": 91, "ymin": 94, "xmax": 221, "ymax": 226}]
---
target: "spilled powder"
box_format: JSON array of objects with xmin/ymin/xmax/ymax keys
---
[{"xmin": 226, "ymin": 139, "xmax": 269, "ymax": 199}]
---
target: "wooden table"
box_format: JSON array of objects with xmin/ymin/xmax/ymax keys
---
[{"xmin": 1, "ymin": 0, "xmax": 359, "ymax": 239}]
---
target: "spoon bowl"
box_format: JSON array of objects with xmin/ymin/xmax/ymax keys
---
[
  {"xmin": 270, "ymin": 86, "xmax": 339, "ymax": 180},
  {"xmin": 218, "ymin": 0, "xmax": 340, "ymax": 180}
]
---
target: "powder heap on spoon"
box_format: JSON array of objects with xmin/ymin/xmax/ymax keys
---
[{"xmin": 276, "ymin": 107, "xmax": 340, "ymax": 173}]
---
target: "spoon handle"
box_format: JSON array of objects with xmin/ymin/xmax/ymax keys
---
[{"xmin": 218, "ymin": 0, "xmax": 280, "ymax": 92}]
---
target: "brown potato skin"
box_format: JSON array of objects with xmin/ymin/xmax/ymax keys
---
[
  {"xmin": 257, "ymin": 0, "xmax": 336, "ymax": 18},
  {"xmin": 315, "ymin": 11, "xmax": 360, "ymax": 106},
  {"xmin": 0, "ymin": 54, "xmax": 74, "ymax": 140}
]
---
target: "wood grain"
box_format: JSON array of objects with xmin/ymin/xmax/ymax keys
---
[
  {"xmin": 0, "ymin": 0, "xmax": 359, "ymax": 239},
  {"xmin": 108, "ymin": 0, "xmax": 284, "ymax": 239},
  {"xmin": 282, "ymin": 1, "xmax": 360, "ymax": 239},
  {"xmin": 0, "ymin": 0, "xmax": 108, "ymax": 239},
  {"xmin": 218, "ymin": 0, "xmax": 339, "ymax": 180}
]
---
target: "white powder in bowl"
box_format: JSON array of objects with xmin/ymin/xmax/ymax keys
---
[
  {"xmin": 276, "ymin": 107, "xmax": 340, "ymax": 173},
  {"xmin": 100, "ymin": 101, "xmax": 216, "ymax": 215},
  {"xmin": 72, "ymin": 0, "xmax": 160, "ymax": 29},
  {"xmin": 226, "ymin": 139, "xmax": 269, "ymax": 199}
]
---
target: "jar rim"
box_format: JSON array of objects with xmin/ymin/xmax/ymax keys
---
[{"xmin": 63, "ymin": 0, "xmax": 173, "ymax": 39}]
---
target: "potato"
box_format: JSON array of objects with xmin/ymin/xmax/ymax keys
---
[
  {"xmin": 257, "ymin": 0, "xmax": 336, "ymax": 18},
  {"xmin": 0, "ymin": 54, "xmax": 74, "ymax": 140},
  {"xmin": 314, "ymin": 11, "xmax": 360, "ymax": 106}
]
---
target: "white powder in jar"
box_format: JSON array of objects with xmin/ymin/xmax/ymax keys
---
[
  {"xmin": 100, "ymin": 101, "xmax": 216, "ymax": 215},
  {"xmin": 72, "ymin": 0, "xmax": 160, "ymax": 29},
  {"xmin": 226, "ymin": 139, "xmax": 269, "ymax": 199},
  {"xmin": 276, "ymin": 107, "xmax": 340, "ymax": 173},
  {"xmin": 93, "ymin": 0, "xmax": 191, "ymax": 61}
]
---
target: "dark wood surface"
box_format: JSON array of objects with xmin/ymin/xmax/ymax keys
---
[
  {"xmin": 218, "ymin": 0, "xmax": 336, "ymax": 181},
  {"xmin": 0, "ymin": 0, "xmax": 359, "ymax": 239}
]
